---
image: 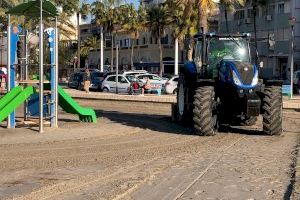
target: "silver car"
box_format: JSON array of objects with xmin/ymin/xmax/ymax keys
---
[{"xmin": 101, "ymin": 74, "xmax": 132, "ymax": 93}]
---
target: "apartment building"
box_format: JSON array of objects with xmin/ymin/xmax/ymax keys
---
[
  {"xmin": 219, "ymin": 0, "xmax": 300, "ymax": 80},
  {"xmin": 86, "ymin": 26, "xmax": 183, "ymax": 74}
]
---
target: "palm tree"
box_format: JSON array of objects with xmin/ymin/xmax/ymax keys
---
[
  {"xmin": 121, "ymin": 4, "xmax": 147, "ymax": 69},
  {"xmin": 75, "ymin": 2, "xmax": 90, "ymax": 69},
  {"xmin": 145, "ymin": 3, "xmax": 172, "ymax": 76},
  {"xmin": 220, "ymin": 0, "xmax": 245, "ymax": 33},
  {"xmin": 80, "ymin": 36, "xmax": 99, "ymax": 57},
  {"xmin": 165, "ymin": 0, "xmax": 198, "ymax": 72},
  {"xmin": 176, "ymin": 0, "xmax": 216, "ymax": 33},
  {"xmin": 92, "ymin": 1, "xmax": 122, "ymax": 71}
]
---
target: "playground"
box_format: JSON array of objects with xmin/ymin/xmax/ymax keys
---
[{"xmin": 0, "ymin": 0, "xmax": 96, "ymax": 133}]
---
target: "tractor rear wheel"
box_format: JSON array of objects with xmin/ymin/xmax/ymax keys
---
[
  {"xmin": 262, "ymin": 86, "xmax": 282, "ymax": 135},
  {"xmin": 193, "ymin": 86, "xmax": 217, "ymax": 136}
]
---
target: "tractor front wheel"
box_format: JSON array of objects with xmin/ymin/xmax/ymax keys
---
[
  {"xmin": 193, "ymin": 86, "xmax": 217, "ymax": 136},
  {"xmin": 262, "ymin": 86, "xmax": 282, "ymax": 135}
]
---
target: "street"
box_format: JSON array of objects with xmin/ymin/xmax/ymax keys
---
[{"xmin": 0, "ymin": 99, "xmax": 299, "ymax": 199}]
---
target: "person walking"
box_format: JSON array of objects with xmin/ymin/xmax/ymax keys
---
[{"xmin": 83, "ymin": 68, "xmax": 91, "ymax": 93}]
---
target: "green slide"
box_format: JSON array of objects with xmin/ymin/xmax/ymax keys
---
[
  {"xmin": 0, "ymin": 86, "xmax": 36, "ymax": 123},
  {"xmin": 57, "ymin": 86, "xmax": 97, "ymax": 123}
]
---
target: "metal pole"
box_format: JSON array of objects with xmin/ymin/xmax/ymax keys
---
[
  {"xmin": 39, "ymin": 0, "xmax": 44, "ymax": 133},
  {"xmin": 25, "ymin": 30, "xmax": 28, "ymax": 80},
  {"xmin": 7, "ymin": 15, "xmax": 11, "ymax": 128},
  {"xmin": 24, "ymin": 30, "xmax": 29, "ymax": 121},
  {"xmin": 175, "ymin": 37, "xmax": 179, "ymax": 75},
  {"xmin": 55, "ymin": 18, "xmax": 58, "ymax": 127},
  {"xmin": 116, "ymin": 44, "xmax": 118, "ymax": 94},
  {"xmin": 290, "ymin": 25, "xmax": 294, "ymax": 99},
  {"xmin": 0, "ymin": 33, "xmax": 2, "ymax": 67},
  {"xmin": 77, "ymin": 12, "xmax": 81, "ymax": 69},
  {"xmin": 100, "ymin": 0, "xmax": 104, "ymax": 73}
]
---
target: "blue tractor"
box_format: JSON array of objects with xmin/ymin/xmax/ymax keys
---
[{"xmin": 172, "ymin": 33, "xmax": 282, "ymax": 136}]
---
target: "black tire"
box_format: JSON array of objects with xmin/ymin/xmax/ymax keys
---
[
  {"xmin": 240, "ymin": 117, "xmax": 257, "ymax": 126},
  {"xmin": 77, "ymin": 83, "xmax": 83, "ymax": 91},
  {"xmin": 262, "ymin": 86, "xmax": 282, "ymax": 135},
  {"xmin": 171, "ymin": 103, "xmax": 178, "ymax": 122},
  {"xmin": 173, "ymin": 88, "xmax": 177, "ymax": 95},
  {"xmin": 102, "ymin": 87, "xmax": 109, "ymax": 93},
  {"xmin": 193, "ymin": 86, "xmax": 217, "ymax": 136}
]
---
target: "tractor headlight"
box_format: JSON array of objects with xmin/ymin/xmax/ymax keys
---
[
  {"xmin": 232, "ymin": 70, "xmax": 242, "ymax": 86},
  {"xmin": 251, "ymin": 71, "xmax": 258, "ymax": 86}
]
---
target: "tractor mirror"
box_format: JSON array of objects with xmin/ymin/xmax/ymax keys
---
[{"xmin": 259, "ymin": 61, "xmax": 264, "ymax": 68}]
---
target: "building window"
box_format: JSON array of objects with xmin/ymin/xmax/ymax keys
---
[
  {"xmin": 269, "ymin": 5, "xmax": 275, "ymax": 15},
  {"xmin": 234, "ymin": 11, "xmax": 240, "ymax": 20},
  {"xmin": 136, "ymin": 39, "xmax": 139, "ymax": 46},
  {"xmin": 278, "ymin": 3, "xmax": 284, "ymax": 14},
  {"xmin": 239, "ymin": 10, "xmax": 245, "ymax": 19},
  {"xmin": 161, "ymin": 35, "xmax": 168, "ymax": 45},
  {"xmin": 124, "ymin": 39, "xmax": 130, "ymax": 47},
  {"xmin": 143, "ymin": 37, "xmax": 146, "ymax": 45},
  {"xmin": 247, "ymin": 9, "xmax": 253, "ymax": 18},
  {"xmin": 81, "ymin": 28, "xmax": 89, "ymax": 34},
  {"xmin": 119, "ymin": 40, "xmax": 122, "ymax": 47}
]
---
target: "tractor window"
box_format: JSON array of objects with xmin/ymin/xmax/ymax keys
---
[{"xmin": 208, "ymin": 38, "xmax": 250, "ymax": 68}]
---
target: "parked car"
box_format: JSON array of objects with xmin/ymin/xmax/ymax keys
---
[
  {"xmin": 135, "ymin": 74, "xmax": 167, "ymax": 84},
  {"xmin": 135, "ymin": 73, "xmax": 168, "ymax": 92},
  {"xmin": 101, "ymin": 74, "xmax": 137, "ymax": 93},
  {"xmin": 123, "ymin": 70, "xmax": 148, "ymax": 76},
  {"xmin": 165, "ymin": 76, "xmax": 179, "ymax": 94},
  {"xmin": 68, "ymin": 72, "xmax": 83, "ymax": 90},
  {"xmin": 68, "ymin": 70, "xmax": 103, "ymax": 91}
]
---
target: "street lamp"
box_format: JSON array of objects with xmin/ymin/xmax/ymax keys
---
[{"xmin": 288, "ymin": 16, "xmax": 296, "ymax": 99}]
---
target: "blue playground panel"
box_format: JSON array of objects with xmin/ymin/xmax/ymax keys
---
[
  {"xmin": 27, "ymin": 94, "xmax": 50, "ymax": 117},
  {"xmin": 282, "ymin": 85, "xmax": 291, "ymax": 96}
]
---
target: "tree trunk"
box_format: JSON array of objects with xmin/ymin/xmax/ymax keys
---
[
  {"xmin": 187, "ymin": 36, "xmax": 195, "ymax": 61},
  {"xmin": 198, "ymin": 6, "xmax": 208, "ymax": 33},
  {"xmin": 111, "ymin": 34, "xmax": 114, "ymax": 71},
  {"xmin": 77, "ymin": 12, "xmax": 81, "ymax": 69},
  {"xmin": 158, "ymin": 35, "xmax": 163, "ymax": 76},
  {"xmin": 224, "ymin": 6, "xmax": 229, "ymax": 33},
  {"xmin": 130, "ymin": 38, "xmax": 134, "ymax": 70}
]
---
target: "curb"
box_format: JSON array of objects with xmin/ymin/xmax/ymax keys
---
[{"xmin": 68, "ymin": 92, "xmax": 300, "ymax": 110}]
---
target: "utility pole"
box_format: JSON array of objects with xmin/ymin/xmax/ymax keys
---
[
  {"xmin": 100, "ymin": 0, "xmax": 104, "ymax": 72},
  {"xmin": 289, "ymin": 16, "xmax": 296, "ymax": 99},
  {"xmin": 77, "ymin": 12, "xmax": 81, "ymax": 69},
  {"xmin": 116, "ymin": 43, "xmax": 119, "ymax": 94}
]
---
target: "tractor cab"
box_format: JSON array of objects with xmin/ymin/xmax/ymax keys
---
[{"xmin": 193, "ymin": 33, "xmax": 255, "ymax": 85}]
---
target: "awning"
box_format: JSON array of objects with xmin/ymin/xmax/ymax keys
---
[{"xmin": 6, "ymin": 0, "xmax": 58, "ymax": 18}]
